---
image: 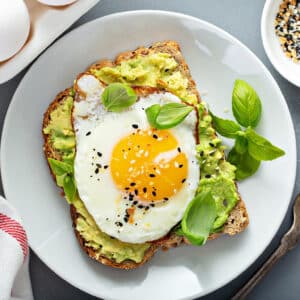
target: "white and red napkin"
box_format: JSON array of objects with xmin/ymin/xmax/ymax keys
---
[{"xmin": 0, "ymin": 196, "xmax": 33, "ymax": 300}]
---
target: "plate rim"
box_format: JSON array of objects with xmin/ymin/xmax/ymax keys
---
[{"xmin": 1, "ymin": 9, "xmax": 297, "ymax": 300}]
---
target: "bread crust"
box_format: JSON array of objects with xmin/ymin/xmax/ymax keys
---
[{"xmin": 42, "ymin": 40, "xmax": 249, "ymax": 270}]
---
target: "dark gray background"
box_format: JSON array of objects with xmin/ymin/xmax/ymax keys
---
[{"xmin": 1, "ymin": 0, "xmax": 299, "ymax": 299}]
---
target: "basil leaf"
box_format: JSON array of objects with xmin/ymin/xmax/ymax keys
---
[
  {"xmin": 145, "ymin": 104, "xmax": 161, "ymax": 128},
  {"xmin": 245, "ymin": 128, "xmax": 285, "ymax": 161},
  {"xmin": 232, "ymin": 79, "xmax": 262, "ymax": 128},
  {"xmin": 181, "ymin": 191, "xmax": 217, "ymax": 246},
  {"xmin": 48, "ymin": 158, "xmax": 73, "ymax": 176},
  {"xmin": 63, "ymin": 175, "xmax": 76, "ymax": 203},
  {"xmin": 235, "ymin": 134, "xmax": 248, "ymax": 154},
  {"xmin": 228, "ymin": 147, "xmax": 260, "ymax": 180},
  {"xmin": 210, "ymin": 111, "xmax": 241, "ymax": 138},
  {"xmin": 146, "ymin": 103, "xmax": 193, "ymax": 129},
  {"xmin": 101, "ymin": 83, "xmax": 137, "ymax": 112}
]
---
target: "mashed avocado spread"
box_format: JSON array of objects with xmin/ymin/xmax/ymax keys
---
[{"xmin": 43, "ymin": 52, "xmax": 238, "ymax": 263}]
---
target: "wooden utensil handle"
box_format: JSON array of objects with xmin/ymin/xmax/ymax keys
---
[{"xmin": 231, "ymin": 243, "xmax": 287, "ymax": 300}]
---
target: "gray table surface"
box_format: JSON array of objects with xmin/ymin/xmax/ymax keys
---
[{"xmin": 0, "ymin": 0, "xmax": 299, "ymax": 299}]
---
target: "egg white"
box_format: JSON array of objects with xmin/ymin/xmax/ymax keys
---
[{"xmin": 73, "ymin": 74, "xmax": 200, "ymax": 244}]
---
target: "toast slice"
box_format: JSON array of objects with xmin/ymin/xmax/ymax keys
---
[{"xmin": 43, "ymin": 41, "xmax": 249, "ymax": 270}]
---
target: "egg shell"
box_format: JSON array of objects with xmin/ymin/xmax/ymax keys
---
[
  {"xmin": 36, "ymin": 0, "xmax": 77, "ymax": 6},
  {"xmin": 0, "ymin": 0, "xmax": 30, "ymax": 62}
]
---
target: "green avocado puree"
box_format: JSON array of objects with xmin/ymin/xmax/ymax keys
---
[
  {"xmin": 91, "ymin": 53, "xmax": 198, "ymax": 104},
  {"xmin": 43, "ymin": 52, "xmax": 238, "ymax": 263}
]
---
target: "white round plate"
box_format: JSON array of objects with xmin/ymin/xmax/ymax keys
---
[
  {"xmin": 261, "ymin": 0, "xmax": 300, "ymax": 87},
  {"xmin": 1, "ymin": 11, "xmax": 296, "ymax": 300}
]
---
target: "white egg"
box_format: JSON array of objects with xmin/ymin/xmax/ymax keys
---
[
  {"xmin": 73, "ymin": 74, "xmax": 200, "ymax": 244},
  {"xmin": 0, "ymin": 0, "xmax": 30, "ymax": 62},
  {"xmin": 36, "ymin": 0, "xmax": 77, "ymax": 6}
]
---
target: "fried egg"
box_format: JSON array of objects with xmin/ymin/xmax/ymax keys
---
[{"xmin": 73, "ymin": 74, "xmax": 200, "ymax": 244}]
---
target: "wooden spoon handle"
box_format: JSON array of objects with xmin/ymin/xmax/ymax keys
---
[{"xmin": 231, "ymin": 243, "xmax": 287, "ymax": 300}]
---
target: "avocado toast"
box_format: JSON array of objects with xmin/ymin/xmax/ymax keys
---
[{"xmin": 42, "ymin": 40, "xmax": 249, "ymax": 269}]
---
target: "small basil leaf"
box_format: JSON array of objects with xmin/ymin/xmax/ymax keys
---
[
  {"xmin": 63, "ymin": 175, "xmax": 76, "ymax": 203},
  {"xmin": 235, "ymin": 134, "xmax": 248, "ymax": 154},
  {"xmin": 245, "ymin": 128, "xmax": 285, "ymax": 161},
  {"xmin": 210, "ymin": 111, "xmax": 241, "ymax": 138},
  {"xmin": 227, "ymin": 147, "xmax": 260, "ymax": 180},
  {"xmin": 101, "ymin": 83, "xmax": 137, "ymax": 112},
  {"xmin": 48, "ymin": 158, "xmax": 73, "ymax": 176},
  {"xmin": 181, "ymin": 191, "xmax": 217, "ymax": 246},
  {"xmin": 146, "ymin": 103, "xmax": 193, "ymax": 129},
  {"xmin": 145, "ymin": 104, "xmax": 161, "ymax": 128},
  {"xmin": 232, "ymin": 79, "xmax": 262, "ymax": 128}
]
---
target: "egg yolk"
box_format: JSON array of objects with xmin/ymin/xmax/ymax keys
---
[{"xmin": 110, "ymin": 128, "xmax": 188, "ymax": 203}]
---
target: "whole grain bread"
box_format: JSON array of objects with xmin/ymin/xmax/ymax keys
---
[{"xmin": 43, "ymin": 40, "xmax": 249, "ymax": 270}]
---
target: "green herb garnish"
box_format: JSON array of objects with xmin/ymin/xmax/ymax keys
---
[
  {"xmin": 211, "ymin": 79, "xmax": 285, "ymax": 180},
  {"xmin": 48, "ymin": 158, "xmax": 76, "ymax": 203},
  {"xmin": 146, "ymin": 102, "xmax": 193, "ymax": 129},
  {"xmin": 101, "ymin": 83, "xmax": 137, "ymax": 112},
  {"xmin": 179, "ymin": 191, "xmax": 217, "ymax": 245},
  {"xmin": 232, "ymin": 79, "xmax": 262, "ymax": 128}
]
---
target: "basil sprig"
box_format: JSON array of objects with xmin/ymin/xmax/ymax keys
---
[
  {"xmin": 102, "ymin": 83, "xmax": 137, "ymax": 112},
  {"xmin": 146, "ymin": 103, "xmax": 193, "ymax": 129},
  {"xmin": 48, "ymin": 158, "xmax": 76, "ymax": 203},
  {"xmin": 179, "ymin": 191, "xmax": 217, "ymax": 245},
  {"xmin": 232, "ymin": 79, "xmax": 262, "ymax": 128},
  {"xmin": 210, "ymin": 79, "xmax": 285, "ymax": 180}
]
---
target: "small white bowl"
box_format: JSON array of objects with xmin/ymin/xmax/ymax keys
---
[{"xmin": 261, "ymin": 0, "xmax": 300, "ymax": 87}]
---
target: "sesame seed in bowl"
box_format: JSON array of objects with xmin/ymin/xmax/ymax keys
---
[{"xmin": 262, "ymin": 0, "xmax": 300, "ymax": 86}]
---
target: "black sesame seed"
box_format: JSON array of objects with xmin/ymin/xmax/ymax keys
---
[
  {"xmin": 133, "ymin": 201, "xmax": 138, "ymax": 205},
  {"xmin": 95, "ymin": 168, "xmax": 99, "ymax": 174},
  {"xmin": 152, "ymin": 191, "xmax": 157, "ymax": 196},
  {"xmin": 164, "ymin": 197, "xmax": 169, "ymax": 201},
  {"xmin": 205, "ymin": 174, "xmax": 211, "ymax": 179},
  {"xmin": 209, "ymin": 142, "xmax": 214, "ymax": 147},
  {"xmin": 97, "ymin": 152, "xmax": 102, "ymax": 157},
  {"xmin": 179, "ymin": 164, "xmax": 183, "ymax": 168},
  {"xmin": 123, "ymin": 217, "xmax": 128, "ymax": 223},
  {"xmin": 132, "ymin": 124, "xmax": 139, "ymax": 129},
  {"xmin": 143, "ymin": 187, "xmax": 147, "ymax": 193},
  {"xmin": 181, "ymin": 178, "xmax": 186, "ymax": 183},
  {"xmin": 125, "ymin": 187, "xmax": 130, "ymax": 190},
  {"xmin": 130, "ymin": 182, "xmax": 136, "ymax": 186},
  {"xmin": 149, "ymin": 174, "xmax": 155, "ymax": 178},
  {"xmin": 145, "ymin": 206, "xmax": 150, "ymax": 211},
  {"xmin": 150, "ymin": 203, "xmax": 155, "ymax": 207},
  {"xmin": 96, "ymin": 163, "xmax": 102, "ymax": 168},
  {"xmin": 115, "ymin": 221, "xmax": 123, "ymax": 227},
  {"xmin": 103, "ymin": 165, "xmax": 109, "ymax": 169},
  {"xmin": 138, "ymin": 205, "xmax": 144, "ymax": 209},
  {"xmin": 200, "ymin": 151, "xmax": 204, "ymax": 157},
  {"xmin": 86, "ymin": 131, "xmax": 91, "ymax": 136},
  {"xmin": 153, "ymin": 134, "xmax": 158, "ymax": 139},
  {"xmin": 134, "ymin": 189, "xmax": 138, "ymax": 196}
]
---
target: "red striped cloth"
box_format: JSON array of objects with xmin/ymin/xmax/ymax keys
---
[
  {"xmin": 0, "ymin": 213, "xmax": 28, "ymax": 259},
  {"xmin": 0, "ymin": 197, "xmax": 33, "ymax": 300}
]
